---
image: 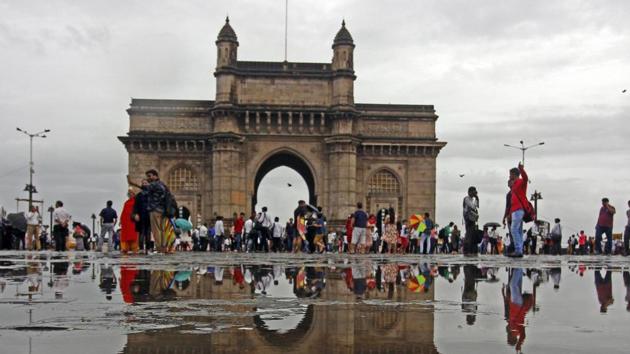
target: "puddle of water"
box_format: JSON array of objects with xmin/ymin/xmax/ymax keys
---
[{"xmin": 0, "ymin": 252, "xmax": 629, "ymax": 353}]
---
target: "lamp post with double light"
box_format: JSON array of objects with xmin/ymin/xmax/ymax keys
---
[
  {"xmin": 503, "ymin": 140, "xmax": 545, "ymax": 165},
  {"xmin": 16, "ymin": 127, "xmax": 51, "ymax": 209}
]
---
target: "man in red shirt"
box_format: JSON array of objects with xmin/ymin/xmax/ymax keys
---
[
  {"xmin": 595, "ymin": 198, "xmax": 616, "ymax": 255},
  {"xmin": 508, "ymin": 163, "xmax": 528, "ymax": 257},
  {"xmin": 233, "ymin": 212, "xmax": 245, "ymax": 252}
]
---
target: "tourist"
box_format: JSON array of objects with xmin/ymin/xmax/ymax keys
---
[
  {"xmin": 233, "ymin": 212, "xmax": 245, "ymax": 252},
  {"xmin": 578, "ymin": 230, "xmax": 587, "ymax": 255},
  {"xmin": 488, "ymin": 226, "xmax": 498, "ymax": 254},
  {"xmin": 624, "ymin": 200, "xmax": 630, "ymax": 256},
  {"xmin": 255, "ymin": 207, "xmax": 272, "ymax": 252},
  {"xmin": 98, "ymin": 200, "xmax": 118, "ymax": 252},
  {"xmin": 595, "ymin": 198, "xmax": 616, "ymax": 255},
  {"xmin": 430, "ymin": 225, "xmax": 438, "ymax": 254},
  {"xmin": 52, "ymin": 200, "xmax": 71, "ymax": 252},
  {"xmin": 214, "ymin": 216, "xmax": 225, "ymax": 252},
  {"xmin": 25, "ymin": 205, "xmax": 41, "ymax": 251},
  {"xmin": 345, "ymin": 214, "xmax": 353, "ymax": 253},
  {"xmin": 366, "ymin": 214, "xmax": 376, "ymax": 253},
  {"xmin": 244, "ymin": 214, "xmax": 255, "ymax": 253},
  {"xmin": 420, "ymin": 212, "xmax": 434, "ymax": 255},
  {"xmin": 129, "ymin": 170, "xmax": 168, "ymax": 253},
  {"xmin": 550, "ymin": 218, "xmax": 563, "ymax": 255},
  {"xmin": 197, "ymin": 223, "xmax": 208, "ymax": 251},
  {"xmin": 399, "ymin": 220, "xmax": 409, "ymax": 254},
  {"xmin": 480, "ymin": 226, "xmax": 489, "ymax": 254},
  {"xmin": 508, "ymin": 163, "xmax": 529, "ymax": 258},
  {"xmin": 311, "ymin": 214, "xmax": 325, "ymax": 253},
  {"xmin": 72, "ymin": 223, "xmax": 85, "ymax": 251},
  {"xmin": 450, "ymin": 225, "xmax": 461, "ymax": 254},
  {"xmin": 131, "ymin": 179, "xmax": 151, "ymax": 253},
  {"xmin": 120, "ymin": 188, "xmax": 139, "ymax": 254},
  {"xmin": 285, "ymin": 218, "xmax": 295, "ymax": 252},
  {"xmin": 382, "ymin": 215, "xmax": 398, "ymax": 254},
  {"xmin": 463, "ymin": 186, "xmax": 479, "ymax": 255},
  {"xmin": 272, "ymin": 216, "xmax": 284, "ymax": 252},
  {"xmin": 350, "ymin": 202, "xmax": 368, "ymax": 254}
]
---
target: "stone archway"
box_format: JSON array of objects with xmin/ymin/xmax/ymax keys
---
[{"xmin": 252, "ymin": 150, "xmax": 317, "ymax": 213}]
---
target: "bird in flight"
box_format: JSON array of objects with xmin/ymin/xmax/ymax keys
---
[
  {"xmin": 623, "ymin": 89, "xmax": 627, "ymax": 93},
  {"xmin": 287, "ymin": 183, "xmax": 292, "ymax": 187},
  {"xmin": 459, "ymin": 174, "xmax": 465, "ymax": 178}
]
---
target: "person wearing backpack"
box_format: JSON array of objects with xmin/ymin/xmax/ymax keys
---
[{"xmin": 144, "ymin": 169, "xmax": 168, "ymax": 254}]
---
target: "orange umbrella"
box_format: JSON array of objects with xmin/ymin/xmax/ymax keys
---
[{"xmin": 409, "ymin": 214, "xmax": 424, "ymax": 229}]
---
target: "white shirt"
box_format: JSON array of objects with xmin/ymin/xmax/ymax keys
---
[
  {"xmin": 488, "ymin": 230, "xmax": 497, "ymax": 239},
  {"xmin": 214, "ymin": 220, "xmax": 224, "ymax": 236},
  {"xmin": 199, "ymin": 225, "xmax": 208, "ymax": 238},
  {"xmin": 257, "ymin": 212, "xmax": 272, "ymax": 228},
  {"xmin": 26, "ymin": 211, "xmax": 40, "ymax": 226},
  {"xmin": 272, "ymin": 222, "xmax": 284, "ymax": 238},
  {"xmin": 53, "ymin": 207, "xmax": 71, "ymax": 226},
  {"xmin": 244, "ymin": 219, "xmax": 253, "ymax": 233},
  {"xmin": 551, "ymin": 223, "xmax": 562, "ymax": 237}
]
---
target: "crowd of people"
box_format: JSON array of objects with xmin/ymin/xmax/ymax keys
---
[{"xmin": 2, "ymin": 165, "xmax": 629, "ymax": 257}]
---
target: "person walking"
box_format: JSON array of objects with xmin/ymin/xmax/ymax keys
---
[
  {"xmin": 578, "ymin": 230, "xmax": 587, "ymax": 255},
  {"xmin": 98, "ymin": 201, "xmax": 118, "ymax": 252},
  {"xmin": 550, "ymin": 218, "xmax": 563, "ymax": 255},
  {"xmin": 451, "ymin": 225, "xmax": 461, "ymax": 254},
  {"xmin": 595, "ymin": 198, "xmax": 616, "ymax": 255},
  {"xmin": 382, "ymin": 215, "xmax": 398, "ymax": 254},
  {"xmin": 52, "ymin": 201, "xmax": 71, "ymax": 252},
  {"xmin": 488, "ymin": 226, "xmax": 498, "ymax": 255},
  {"xmin": 255, "ymin": 207, "xmax": 272, "ymax": 252},
  {"xmin": 350, "ymin": 202, "xmax": 368, "ymax": 254},
  {"xmin": 285, "ymin": 218, "xmax": 295, "ymax": 252},
  {"xmin": 25, "ymin": 205, "xmax": 41, "ymax": 251},
  {"xmin": 508, "ymin": 164, "xmax": 529, "ymax": 258},
  {"xmin": 463, "ymin": 186, "xmax": 479, "ymax": 255}
]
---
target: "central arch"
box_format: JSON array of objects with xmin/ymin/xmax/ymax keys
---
[{"xmin": 252, "ymin": 150, "xmax": 317, "ymax": 213}]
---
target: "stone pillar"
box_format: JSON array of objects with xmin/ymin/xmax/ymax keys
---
[
  {"xmin": 325, "ymin": 137, "xmax": 359, "ymax": 222},
  {"xmin": 209, "ymin": 132, "xmax": 246, "ymax": 219}
]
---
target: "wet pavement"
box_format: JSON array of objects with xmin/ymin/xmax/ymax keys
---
[{"xmin": 1, "ymin": 251, "xmax": 629, "ymax": 354}]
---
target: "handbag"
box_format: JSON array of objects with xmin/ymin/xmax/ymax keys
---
[{"xmin": 514, "ymin": 191, "xmax": 536, "ymax": 223}]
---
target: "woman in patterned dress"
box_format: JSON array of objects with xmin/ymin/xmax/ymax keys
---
[{"xmin": 382, "ymin": 215, "xmax": 399, "ymax": 254}]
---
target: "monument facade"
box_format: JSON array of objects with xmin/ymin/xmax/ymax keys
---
[{"xmin": 119, "ymin": 18, "xmax": 446, "ymax": 225}]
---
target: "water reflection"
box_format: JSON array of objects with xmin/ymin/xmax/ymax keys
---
[{"xmin": 0, "ymin": 254, "xmax": 629, "ymax": 354}]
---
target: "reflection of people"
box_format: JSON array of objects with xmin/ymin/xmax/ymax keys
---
[
  {"xmin": 549, "ymin": 267, "xmax": 561, "ymax": 290},
  {"xmin": 594, "ymin": 270, "xmax": 613, "ymax": 313},
  {"xmin": 462, "ymin": 265, "xmax": 479, "ymax": 325},
  {"xmin": 99, "ymin": 264, "xmax": 117, "ymax": 301},
  {"xmin": 507, "ymin": 268, "xmax": 533, "ymax": 352},
  {"xmin": 352, "ymin": 261, "xmax": 368, "ymax": 299},
  {"xmin": 623, "ymin": 271, "xmax": 630, "ymax": 312}
]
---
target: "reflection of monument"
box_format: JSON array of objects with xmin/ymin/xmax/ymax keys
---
[{"xmin": 121, "ymin": 269, "xmax": 438, "ymax": 354}]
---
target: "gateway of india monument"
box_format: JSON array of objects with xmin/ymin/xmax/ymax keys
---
[{"xmin": 119, "ymin": 18, "xmax": 446, "ymax": 226}]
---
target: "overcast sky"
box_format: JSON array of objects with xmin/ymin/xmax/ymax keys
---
[{"xmin": 1, "ymin": 0, "xmax": 629, "ymax": 235}]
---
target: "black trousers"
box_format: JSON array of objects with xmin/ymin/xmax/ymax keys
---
[
  {"xmin": 464, "ymin": 220, "xmax": 478, "ymax": 254},
  {"xmin": 53, "ymin": 225, "xmax": 68, "ymax": 252}
]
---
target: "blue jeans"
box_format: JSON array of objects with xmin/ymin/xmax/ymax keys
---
[
  {"xmin": 511, "ymin": 209, "xmax": 525, "ymax": 254},
  {"xmin": 510, "ymin": 268, "xmax": 524, "ymax": 306},
  {"xmin": 595, "ymin": 226, "xmax": 613, "ymax": 254}
]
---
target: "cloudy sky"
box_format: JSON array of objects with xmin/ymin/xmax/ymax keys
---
[{"xmin": 1, "ymin": 0, "xmax": 629, "ymax": 235}]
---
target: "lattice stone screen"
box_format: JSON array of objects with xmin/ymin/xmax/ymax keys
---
[{"xmin": 168, "ymin": 167, "xmax": 199, "ymax": 192}]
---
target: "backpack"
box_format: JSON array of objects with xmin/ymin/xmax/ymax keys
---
[
  {"xmin": 163, "ymin": 185, "xmax": 178, "ymax": 218},
  {"xmin": 438, "ymin": 228, "xmax": 447, "ymax": 239}
]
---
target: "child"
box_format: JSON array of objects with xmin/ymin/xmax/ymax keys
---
[
  {"xmin": 313, "ymin": 213, "xmax": 326, "ymax": 253},
  {"xmin": 73, "ymin": 224, "xmax": 85, "ymax": 251}
]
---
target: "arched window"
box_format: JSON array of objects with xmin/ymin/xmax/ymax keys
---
[
  {"xmin": 168, "ymin": 166, "xmax": 199, "ymax": 193},
  {"xmin": 368, "ymin": 170, "xmax": 400, "ymax": 194}
]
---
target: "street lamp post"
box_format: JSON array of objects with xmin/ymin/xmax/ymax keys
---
[
  {"xmin": 16, "ymin": 127, "xmax": 51, "ymax": 209},
  {"xmin": 530, "ymin": 191, "xmax": 543, "ymax": 221},
  {"xmin": 503, "ymin": 140, "xmax": 545, "ymax": 165}
]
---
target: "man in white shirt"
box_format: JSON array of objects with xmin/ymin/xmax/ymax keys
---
[
  {"xmin": 244, "ymin": 213, "xmax": 254, "ymax": 253},
  {"xmin": 214, "ymin": 216, "xmax": 225, "ymax": 252},
  {"xmin": 198, "ymin": 223, "xmax": 209, "ymax": 251},
  {"xmin": 52, "ymin": 201, "xmax": 71, "ymax": 252},
  {"xmin": 256, "ymin": 207, "xmax": 272, "ymax": 252},
  {"xmin": 488, "ymin": 226, "xmax": 498, "ymax": 254},
  {"xmin": 271, "ymin": 217, "xmax": 284, "ymax": 252},
  {"xmin": 25, "ymin": 205, "xmax": 41, "ymax": 251}
]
